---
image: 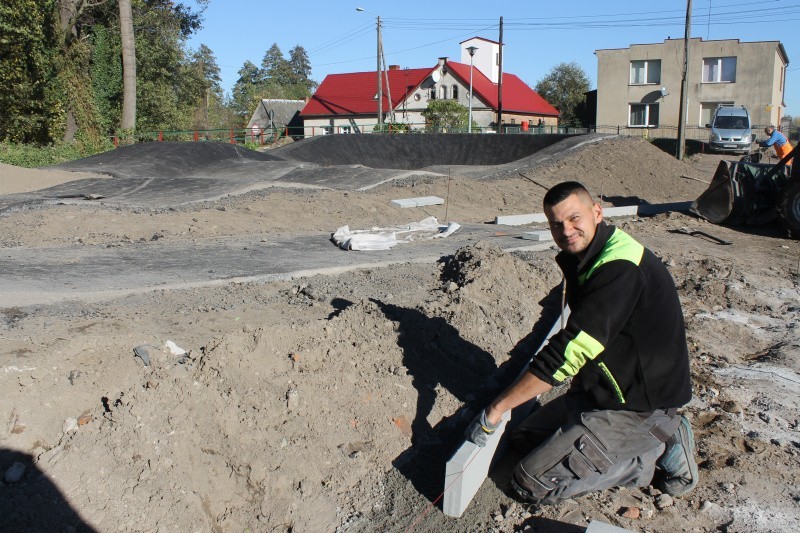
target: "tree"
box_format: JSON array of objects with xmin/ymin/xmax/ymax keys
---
[
  {"xmin": 288, "ymin": 45, "xmax": 317, "ymax": 94},
  {"xmin": 119, "ymin": 0, "xmax": 135, "ymax": 134},
  {"xmin": 262, "ymin": 43, "xmax": 292, "ymax": 86},
  {"xmin": 535, "ymin": 62, "xmax": 591, "ymax": 127},
  {"xmin": 421, "ymin": 100, "xmax": 471, "ymax": 132},
  {"xmin": 0, "ymin": 0, "xmax": 60, "ymax": 143}
]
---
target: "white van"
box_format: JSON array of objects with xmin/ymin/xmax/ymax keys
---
[{"xmin": 707, "ymin": 106, "xmax": 754, "ymax": 154}]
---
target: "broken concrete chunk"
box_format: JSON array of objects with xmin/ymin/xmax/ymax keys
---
[
  {"xmin": 286, "ymin": 388, "xmax": 299, "ymax": 410},
  {"xmin": 63, "ymin": 417, "xmax": 78, "ymax": 434},
  {"xmin": 133, "ymin": 345, "xmax": 151, "ymax": 366},
  {"xmin": 165, "ymin": 340, "xmax": 186, "ymax": 356}
]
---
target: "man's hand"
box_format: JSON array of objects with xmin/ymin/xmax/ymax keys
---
[{"xmin": 465, "ymin": 409, "xmax": 501, "ymax": 447}]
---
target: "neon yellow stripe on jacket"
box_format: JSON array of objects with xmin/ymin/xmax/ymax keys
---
[
  {"xmin": 553, "ymin": 330, "xmax": 605, "ymax": 382},
  {"xmin": 578, "ymin": 228, "xmax": 644, "ymax": 285}
]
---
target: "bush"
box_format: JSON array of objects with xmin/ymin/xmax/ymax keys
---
[{"xmin": 0, "ymin": 140, "xmax": 111, "ymax": 168}]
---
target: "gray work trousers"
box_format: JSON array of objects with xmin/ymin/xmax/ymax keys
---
[{"xmin": 510, "ymin": 393, "xmax": 678, "ymax": 504}]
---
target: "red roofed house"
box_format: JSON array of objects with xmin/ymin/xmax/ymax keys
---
[{"xmin": 300, "ymin": 37, "xmax": 559, "ymax": 135}]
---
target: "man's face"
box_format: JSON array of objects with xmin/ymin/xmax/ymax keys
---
[{"xmin": 545, "ymin": 192, "xmax": 603, "ymax": 258}]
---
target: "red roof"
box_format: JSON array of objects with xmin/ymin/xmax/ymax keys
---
[
  {"xmin": 300, "ymin": 67, "xmax": 434, "ymax": 117},
  {"xmin": 444, "ymin": 61, "xmax": 559, "ymax": 116},
  {"xmin": 301, "ymin": 62, "xmax": 559, "ymax": 118}
]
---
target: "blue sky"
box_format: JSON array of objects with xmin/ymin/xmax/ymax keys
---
[{"xmin": 186, "ymin": 0, "xmax": 800, "ymax": 114}]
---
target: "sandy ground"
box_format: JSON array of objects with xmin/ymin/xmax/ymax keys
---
[
  {"xmin": 0, "ymin": 163, "xmax": 109, "ymax": 196},
  {"xmin": 1, "ymin": 137, "xmax": 799, "ymax": 532}
]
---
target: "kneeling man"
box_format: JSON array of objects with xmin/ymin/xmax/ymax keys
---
[{"xmin": 467, "ymin": 181, "xmax": 698, "ymax": 503}]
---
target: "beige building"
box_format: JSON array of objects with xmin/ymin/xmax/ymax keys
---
[{"xmin": 595, "ymin": 38, "xmax": 789, "ymax": 133}]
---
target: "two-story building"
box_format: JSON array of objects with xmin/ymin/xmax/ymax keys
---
[
  {"xmin": 595, "ymin": 38, "xmax": 789, "ymax": 133},
  {"xmin": 300, "ymin": 37, "xmax": 559, "ymax": 135}
]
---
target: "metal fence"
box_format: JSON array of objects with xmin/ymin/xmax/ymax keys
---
[{"xmin": 125, "ymin": 122, "xmax": 799, "ymax": 148}]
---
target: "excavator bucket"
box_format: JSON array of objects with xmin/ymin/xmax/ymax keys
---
[
  {"xmin": 693, "ymin": 158, "xmax": 792, "ymax": 227},
  {"xmin": 692, "ymin": 160, "xmax": 743, "ymax": 224}
]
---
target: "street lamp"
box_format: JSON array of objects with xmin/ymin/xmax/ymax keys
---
[
  {"xmin": 466, "ymin": 46, "xmax": 478, "ymax": 133},
  {"xmin": 357, "ymin": 7, "xmax": 384, "ymax": 129}
]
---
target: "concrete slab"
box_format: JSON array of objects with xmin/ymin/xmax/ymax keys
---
[
  {"xmin": 521, "ymin": 230, "xmax": 553, "ymax": 241},
  {"xmin": 494, "ymin": 213, "xmax": 549, "ymax": 226},
  {"xmin": 495, "ymin": 201, "xmax": 693, "ymax": 227},
  {"xmin": 391, "ymin": 196, "xmax": 444, "ymax": 208},
  {"xmin": 443, "ymin": 308, "xmax": 570, "ymax": 518},
  {"xmin": 442, "ymin": 411, "xmax": 510, "ymax": 518},
  {"xmin": 585, "ymin": 520, "xmax": 636, "ymax": 533}
]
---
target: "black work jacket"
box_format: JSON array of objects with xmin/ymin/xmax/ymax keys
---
[{"xmin": 529, "ymin": 222, "xmax": 692, "ymax": 412}]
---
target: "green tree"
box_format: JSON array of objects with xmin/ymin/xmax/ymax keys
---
[
  {"xmin": 181, "ymin": 44, "xmax": 234, "ymax": 129},
  {"xmin": 535, "ymin": 62, "xmax": 591, "ymax": 127},
  {"xmin": 262, "ymin": 43, "xmax": 292, "ymax": 86},
  {"xmin": 89, "ymin": 24, "xmax": 122, "ymax": 133},
  {"xmin": 288, "ymin": 45, "xmax": 317, "ymax": 94},
  {"xmin": 421, "ymin": 100, "xmax": 471, "ymax": 132},
  {"xmin": 0, "ymin": 0, "xmax": 61, "ymax": 143}
]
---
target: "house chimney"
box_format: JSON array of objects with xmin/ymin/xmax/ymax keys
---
[
  {"xmin": 438, "ymin": 57, "xmax": 448, "ymax": 66},
  {"xmin": 389, "ymin": 64, "xmax": 400, "ymax": 70}
]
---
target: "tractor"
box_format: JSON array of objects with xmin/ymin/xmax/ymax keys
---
[{"xmin": 692, "ymin": 143, "xmax": 800, "ymax": 237}]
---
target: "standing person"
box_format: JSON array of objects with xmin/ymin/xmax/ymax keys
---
[
  {"xmin": 466, "ymin": 181, "xmax": 698, "ymax": 504},
  {"xmin": 758, "ymin": 125, "xmax": 793, "ymax": 164}
]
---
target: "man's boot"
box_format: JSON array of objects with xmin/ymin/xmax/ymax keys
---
[{"xmin": 654, "ymin": 415, "xmax": 699, "ymax": 496}]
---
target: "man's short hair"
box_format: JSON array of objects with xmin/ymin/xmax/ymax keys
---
[
  {"xmin": 765, "ymin": 125, "xmax": 775, "ymax": 134},
  {"xmin": 543, "ymin": 181, "xmax": 592, "ymax": 208}
]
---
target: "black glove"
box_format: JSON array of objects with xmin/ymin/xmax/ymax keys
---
[{"xmin": 465, "ymin": 409, "xmax": 500, "ymax": 447}]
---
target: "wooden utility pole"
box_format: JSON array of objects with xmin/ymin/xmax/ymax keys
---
[
  {"xmin": 377, "ymin": 16, "xmax": 383, "ymax": 128},
  {"xmin": 497, "ymin": 16, "xmax": 504, "ymax": 131},
  {"xmin": 676, "ymin": 0, "xmax": 692, "ymax": 160}
]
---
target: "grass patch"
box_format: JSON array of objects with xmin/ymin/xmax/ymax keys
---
[{"xmin": 0, "ymin": 141, "xmax": 111, "ymax": 168}]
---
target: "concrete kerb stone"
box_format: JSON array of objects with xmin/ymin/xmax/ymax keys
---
[
  {"xmin": 585, "ymin": 520, "xmax": 636, "ymax": 533},
  {"xmin": 390, "ymin": 196, "xmax": 445, "ymax": 208},
  {"xmin": 443, "ymin": 307, "xmax": 571, "ymax": 518},
  {"xmin": 494, "ymin": 201, "xmax": 693, "ymax": 226}
]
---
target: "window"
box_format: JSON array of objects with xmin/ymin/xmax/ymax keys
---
[
  {"xmin": 629, "ymin": 103, "xmax": 659, "ymax": 127},
  {"xmin": 630, "ymin": 59, "xmax": 661, "ymax": 84},
  {"xmin": 430, "ymin": 88, "xmax": 436, "ymax": 100},
  {"xmin": 452, "ymin": 85, "xmax": 459, "ymax": 100},
  {"xmin": 439, "ymin": 86, "xmax": 448, "ymax": 99},
  {"xmin": 703, "ymin": 57, "xmax": 736, "ymax": 83},
  {"xmin": 700, "ymin": 102, "xmax": 733, "ymax": 126}
]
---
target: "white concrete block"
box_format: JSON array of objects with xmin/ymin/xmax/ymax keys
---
[
  {"xmin": 601, "ymin": 205, "xmax": 639, "ymax": 217},
  {"xmin": 443, "ymin": 308, "xmax": 570, "ymax": 518},
  {"xmin": 494, "ymin": 201, "xmax": 692, "ymax": 227},
  {"xmin": 521, "ymin": 230, "xmax": 553, "ymax": 242},
  {"xmin": 442, "ymin": 411, "xmax": 510, "ymax": 518},
  {"xmin": 494, "ymin": 213, "xmax": 548, "ymax": 226},
  {"xmin": 391, "ymin": 196, "xmax": 444, "ymax": 208},
  {"xmin": 585, "ymin": 520, "xmax": 636, "ymax": 533}
]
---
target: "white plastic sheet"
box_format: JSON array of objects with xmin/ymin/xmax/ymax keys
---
[{"xmin": 331, "ymin": 216, "xmax": 461, "ymax": 251}]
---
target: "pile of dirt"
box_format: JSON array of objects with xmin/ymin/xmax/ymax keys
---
[{"xmin": 2, "ymin": 241, "xmax": 559, "ymax": 531}]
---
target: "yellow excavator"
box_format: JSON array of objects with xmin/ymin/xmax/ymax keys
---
[{"xmin": 693, "ymin": 142, "xmax": 800, "ymax": 238}]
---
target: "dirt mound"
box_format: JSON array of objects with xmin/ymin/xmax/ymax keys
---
[
  {"xmin": 525, "ymin": 136, "xmax": 709, "ymax": 205},
  {"xmin": 4, "ymin": 243, "xmax": 559, "ymax": 531},
  {"xmin": 52, "ymin": 141, "xmax": 281, "ymax": 179}
]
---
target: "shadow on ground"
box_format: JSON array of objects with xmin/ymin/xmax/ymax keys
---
[
  {"xmin": 0, "ymin": 448, "xmax": 97, "ymax": 532},
  {"xmin": 351, "ymin": 277, "xmax": 564, "ymax": 530}
]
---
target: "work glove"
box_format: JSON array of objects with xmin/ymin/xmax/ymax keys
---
[{"xmin": 465, "ymin": 409, "xmax": 500, "ymax": 447}]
